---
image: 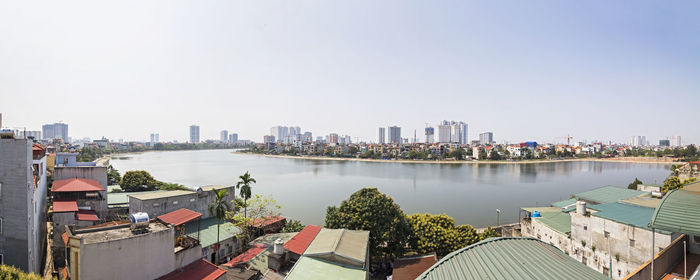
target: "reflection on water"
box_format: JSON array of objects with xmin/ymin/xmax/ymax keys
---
[{"xmin": 111, "ymin": 150, "xmax": 671, "ymax": 227}]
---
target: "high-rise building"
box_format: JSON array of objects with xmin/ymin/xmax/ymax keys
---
[
  {"xmin": 0, "ymin": 138, "xmax": 48, "ymax": 273},
  {"xmin": 189, "ymin": 125, "xmax": 200, "ymax": 143},
  {"xmin": 670, "ymin": 135, "xmax": 681, "ymax": 147},
  {"xmin": 220, "ymin": 130, "xmax": 228, "ymax": 142},
  {"xmin": 302, "ymin": 132, "xmax": 313, "ymax": 142},
  {"xmin": 378, "ymin": 127, "xmax": 386, "ymax": 144},
  {"xmin": 388, "ymin": 126, "xmax": 401, "ymax": 144},
  {"xmin": 425, "ymin": 127, "xmax": 435, "ymax": 143},
  {"xmin": 344, "ymin": 135, "xmax": 352, "ymax": 144},
  {"xmin": 328, "ymin": 133, "xmax": 339, "ymax": 144},
  {"xmin": 458, "ymin": 122, "xmax": 468, "ymax": 144},
  {"xmin": 659, "ymin": 139, "xmax": 670, "ymax": 147},
  {"xmin": 479, "ymin": 132, "xmax": 493, "ymax": 145},
  {"xmin": 263, "ymin": 135, "xmax": 275, "ymax": 143},
  {"xmin": 630, "ymin": 136, "xmax": 646, "ymax": 147},
  {"xmin": 149, "ymin": 133, "xmax": 159, "ymax": 145},
  {"xmin": 19, "ymin": 131, "xmax": 41, "ymax": 140},
  {"xmin": 229, "ymin": 133, "xmax": 238, "ymax": 143},
  {"xmin": 438, "ymin": 122, "xmax": 451, "ymax": 143},
  {"xmin": 270, "ymin": 126, "xmax": 289, "ymax": 143},
  {"xmin": 42, "ymin": 122, "xmax": 69, "ymax": 141}
]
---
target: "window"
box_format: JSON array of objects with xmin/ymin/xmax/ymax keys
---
[
  {"xmin": 173, "ymin": 201, "xmax": 178, "ymax": 205},
  {"xmin": 153, "ymin": 203, "xmax": 159, "ymax": 207},
  {"xmin": 629, "ymin": 239, "xmax": 635, "ymax": 247},
  {"xmin": 189, "ymin": 198, "xmax": 195, "ymax": 202},
  {"xmin": 0, "ymin": 254, "xmax": 3, "ymax": 264},
  {"xmin": 694, "ymin": 235, "xmax": 700, "ymax": 243},
  {"xmin": 0, "ymin": 218, "xmax": 3, "ymax": 235},
  {"xmin": 583, "ymin": 225, "xmax": 588, "ymax": 231},
  {"xmin": 604, "ymin": 231, "xmax": 610, "ymax": 238},
  {"xmin": 0, "ymin": 182, "xmax": 2, "ymax": 199},
  {"xmin": 582, "ymin": 256, "xmax": 587, "ymax": 265}
]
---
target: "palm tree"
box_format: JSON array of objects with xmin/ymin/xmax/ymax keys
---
[
  {"xmin": 208, "ymin": 189, "xmax": 231, "ymax": 264},
  {"xmin": 236, "ymin": 171, "xmax": 256, "ymax": 221}
]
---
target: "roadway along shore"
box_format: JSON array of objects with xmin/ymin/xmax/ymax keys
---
[{"xmin": 234, "ymin": 152, "xmax": 678, "ymax": 165}]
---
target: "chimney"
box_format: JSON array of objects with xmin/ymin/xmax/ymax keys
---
[{"xmin": 576, "ymin": 201, "xmax": 587, "ymax": 215}]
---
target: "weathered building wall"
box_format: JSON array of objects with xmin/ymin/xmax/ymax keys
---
[
  {"xmin": 174, "ymin": 244, "xmax": 202, "ymax": 269},
  {"xmin": 30, "ymin": 154, "xmax": 48, "ymax": 273},
  {"xmin": 129, "ymin": 186, "xmax": 235, "ymax": 219},
  {"xmin": 570, "ymin": 212, "xmax": 674, "ymax": 280},
  {"xmin": 531, "ymin": 218, "xmax": 571, "ymax": 255},
  {"xmin": 0, "ymin": 139, "xmax": 33, "ymax": 272},
  {"xmin": 77, "ymin": 226, "xmax": 175, "ymax": 280},
  {"xmin": 54, "ymin": 166, "xmax": 108, "ymax": 189}
]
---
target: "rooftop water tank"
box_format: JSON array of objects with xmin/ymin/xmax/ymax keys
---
[
  {"xmin": 532, "ymin": 211, "xmax": 541, "ymax": 218},
  {"xmin": 273, "ymin": 238, "xmax": 284, "ymax": 255},
  {"xmin": 129, "ymin": 212, "xmax": 150, "ymax": 231}
]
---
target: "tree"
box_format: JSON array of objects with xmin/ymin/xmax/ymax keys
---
[
  {"xmin": 107, "ymin": 165, "xmax": 121, "ymax": 185},
  {"xmin": 478, "ymin": 148, "xmax": 488, "ymax": 160},
  {"xmin": 227, "ymin": 194, "xmax": 281, "ymax": 246},
  {"xmin": 324, "ymin": 188, "xmax": 411, "ymax": 263},
  {"xmin": 489, "ymin": 149, "xmax": 501, "ymax": 160},
  {"xmin": 661, "ymin": 176, "xmax": 697, "ymax": 195},
  {"xmin": 282, "ymin": 219, "xmax": 305, "ymax": 233},
  {"xmin": 120, "ymin": 170, "xmax": 158, "ymax": 191},
  {"xmin": 208, "ymin": 189, "xmax": 231, "ymax": 265},
  {"xmin": 479, "ymin": 226, "xmax": 500, "ymax": 240},
  {"xmin": 628, "ymin": 178, "xmax": 643, "ymax": 190},
  {"xmin": 236, "ymin": 171, "xmax": 256, "ymax": 221},
  {"xmin": 406, "ymin": 213, "xmax": 480, "ymax": 256}
]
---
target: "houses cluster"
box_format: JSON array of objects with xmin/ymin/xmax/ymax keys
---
[{"xmin": 519, "ymin": 182, "xmax": 700, "ymax": 279}]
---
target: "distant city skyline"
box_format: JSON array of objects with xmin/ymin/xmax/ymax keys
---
[{"xmin": 1, "ymin": 1, "xmax": 698, "ymax": 144}]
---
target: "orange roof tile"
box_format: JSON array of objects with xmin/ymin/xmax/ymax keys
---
[
  {"xmin": 284, "ymin": 225, "xmax": 321, "ymax": 255},
  {"xmin": 158, "ymin": 208, "xmax": 202, "ymax": 226},
  {"xmin": 53, "ymin": 178, "xmax": 104, "ymax": 192},
  {"xmin": 53, "ymin": 200, "xmax": 78, "ymax": 212},
  {"xmin": 158, "ymin": 259, "xmax": 226, "ymax": 280}
]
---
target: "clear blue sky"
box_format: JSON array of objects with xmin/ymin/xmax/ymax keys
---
[{"xmin": 1, "ymin": 1, "xmax": 698, "ymax": 144}]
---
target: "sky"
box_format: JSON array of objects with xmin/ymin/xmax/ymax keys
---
[{"xmin": 1, "ymin": 1, "xmax": 699, "ymax": 145}]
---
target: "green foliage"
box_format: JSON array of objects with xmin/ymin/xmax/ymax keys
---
[
  {"xmin": 110, "ymin": 188, "xmax": 123, "ymax": 193},
  {"xmin": 489, "ymin": 150, "xmax": 501, "ymax": 160},
  {"xmin": 227, "ymin": 194, "xmax": 281, "ymax": 245},
  {"xmin": 0, "ymin": 264, "xmax": 45, "ymax": 280},
  {"xmin": 282, "ymin": 219, "xmax": 305, "ymax": 233},
  {"xmin": 236, "ymin": 171, "xmax": 257, "ymax": 219},
  {"xmin": 76, "ymin": 146, "xmax": 107, "ymax": 162},
  {"xmin": 479, "ymin": 226, "xmax": 500, "ymax": 240},
  {"xmin": 406, "ymin": 213, "xmax": 480, "ymax": 256},
  {"xmin": 156, "ymin": 182, "xmax": 190, "ymax": 191},
  {"xmin": 324, "ymin": 188, "xmax": 411, "ymax": 263},
  {"xmin": 628, "ymin": 178, "xmax": 643, "ymax": 190},
  {"xmin": 581, "ymin": 240, "xmax": 586, "ymax": 247},
  {"xmin": 448, "ymin": 149, "xmax": 465, "ymax": 160},
  {"xmin": 120, "ymin": 170, "xmax": 158, "ymax": 191},
  {"xmin": 592, "ymin": 245, "xmax": 596, "ymax": 252},
  {"xmin": 107, "ymin": 165, "xmax": 121, "ymax": 185},
  {"xmin": 662, "ymin": 176, "xmax": 697, "ymax": 194},
  {"xmin": 208, "ymin": 188, "xmax": 232, "ymax": 264}
]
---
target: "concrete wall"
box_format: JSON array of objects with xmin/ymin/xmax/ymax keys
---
[
  {"xmin": 526, "ymin": 218, "xmax": 572, "ymax": 255},
  {"xmin": 30, "ymin": 155, "xmax": 48, "ymax": 273},
  {"xmin": 174, "ymin": 245, "xmax": 202, "ymax": 269},
  {"xmin": 623, "ymin": 234, "xmax": 688, "ymax": 280},
  {"xmin": 129, "ymin": 186, "xmax": 235, "ymax": 219},
  {"xmin": 570, "ymin": 212, "xmax": 675, "ymax": 280},
  {"xmin": 0, "ymin": 139, "xmax": 33, "ymax": 272},
  {"xmin": 76, "ymin": 225, "xmax": 176, "ymax": 280}
]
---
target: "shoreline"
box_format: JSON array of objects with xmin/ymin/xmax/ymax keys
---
[{"xmin": 234, "ymin": 152, "xmax": 677, "ymax": 165}]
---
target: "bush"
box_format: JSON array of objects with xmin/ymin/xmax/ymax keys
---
[
  {"xmin": 120, "ymin": 170, "xmax": 158, "ymax": 191},
  {"xmin": 282, "ymin": 220, "xmax": 305, "ymax": 233},
  {"xmin": 156, "ymin": 182, "xmax": 190, "ymax": 191},
  {"xmin": 0, "ymin": 264, "xmax": 45, "ymax": 280}
]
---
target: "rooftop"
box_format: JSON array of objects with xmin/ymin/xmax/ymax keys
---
[
  {"xmin": 284, "ymin": 225, "xmax": 322, "ymax": 255},
  {"xmin": 129, "ymin": 190, "xmax": 195, "ymax": 200},
  {"xmin": 53, "ymin": 178, "xmax": 105, "ymax": 192},
  {"xmin": 392, "ymin": 254, "xmax": 438, "ymax": 280},
  {"xmin": 650, "ymin": 189, "xmax": 700, "ymax": 236},
  {"xmin": 72, "ymin": 221, "xmax": 170, "ymax": 244},
  {"xmin": 416, "ymin": 237, "xmax": 609, "ymax": 280},
  {"xmin": 222, "ymin": 244, "xmax": 267, "ymax": 268},
  {"xmin": 158, "ymin": 208, "xmax": 202, "ymax": 227},
  {"xmin": 76, "ymin": 210, "xmax": 99, "ymax": 221},
  {"xmin": 551, "ymin": 198, "xmax": 576, "ymax": 209},
  {"xmin": 247, "ymin": 233, "xmax": 298, "ymax": 272},
  {"xmin": 53, "ymin": 200, "xmax": 78, "ymax": 212},
  {"xmin": 588, "ymin": 202, "xmax": 669, "ymax": 233},
  {"xmin": 248, "ymin": 232, "xmax": 297, "ymax": 247},
  {"xmin": 108, "ymin": 190, "xmax": 165, "ymax": 206},
  {"xmin": 304, "ymin": 228, "xmax": 369, "ymax": 268},
  {"xmin": 573, "ymin": 185, "xmax": 648, "ymax": 204},
  {"xmin": 534, "ymin": 211, "xmax": 571, "ymax": 236},
  {"xmin": 251, "ymin": 216, "xmax": 286, "ymax": 228},
  {"xmin": 158, "ymin": 259, "xmax": 226, "ymax": 280},
  {"xmin": 284, "ymin": 256, "xmax": 366, "ymax": 280},
  {"xmin": 185, "ymin": 217, "xmax": 241, "ymax": 248},
  {"xmin": 618, "ymin": 194, "xmax": 662, "ymax": 208}
]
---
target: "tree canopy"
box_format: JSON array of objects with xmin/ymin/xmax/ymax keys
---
[
  {"xmin": 662, "ymin": 176, "xmax": 697, "ymax": 194},
  {"xmin": 324, "ymin": 188, "xmax": 411, "ymax": 263},
  {"xmin": 406, "ymin": 213, "xmax": 480, "ymax": 256},
  {"xmin": 120, "ymin": 170, "xmax": 158, "ymax": 191},
  {"xmin": 282, "ymin": 219, "xmax": 305, "ymax": 233},
  {"xmin": 627, "ymin": 178, "xmax": 643, "ymax": 190}
]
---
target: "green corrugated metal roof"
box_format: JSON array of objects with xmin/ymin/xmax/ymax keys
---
[
  {"xmin": 285, "ymin": 256, "xmax": 366, "ymax": 280},
  {"xmin": 650, "ymin": 189, "xmax": 700, "ymax": 236},
  {"xmin": 535, "ymin": 211, "xmax": 571, "ymax": 235},
  {"xmin": 573, "ymin": 186, "xmax": 647, "ymax": 204},
  {"xmin": 185, "ymin": 217, "xmax": 241, "ymax": 248},
  {"xmin": 551, "ymin": 198, "xmax": 577, "ymax": 209},
  {"xmin": 416, "ymin": 237, "xmax": 610, "ymax": 280},
  {"xmin": 589, "ymin": 202, "xmax": 670, "ymax": 234},
  {"xmin": 520, "ymin": 207, "xmax": 561, "ymax": 213}
]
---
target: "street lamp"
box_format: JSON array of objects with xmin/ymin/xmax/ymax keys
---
[{"xmin": 496, "ymin": 209, "xmax": 501, "ymax": 226}]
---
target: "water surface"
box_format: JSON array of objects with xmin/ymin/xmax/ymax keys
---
[{"xmin": 111, "ymin": 150, "xmax": 670, "ymax": 227}]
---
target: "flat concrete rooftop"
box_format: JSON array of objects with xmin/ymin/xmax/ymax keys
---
[{"xmin": 74, "ymin": 222, "xmax": 170, "ymax": 244}]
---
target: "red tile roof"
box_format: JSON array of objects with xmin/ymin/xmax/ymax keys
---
[
  {"xmin": 250, "ymin": 216, "xmax": 286, "ymax": 228},
  {"xmin": 284, "ymin": 225, "xmax": 321, "ymax": 255},
  {"xmin": 75, "ymin": 210, "xmax": 99, "ymax": 221},
  {"xmin": 53, "ymin": 178, "xmax": 105, "ymax": 192},
  {"xmin": 158, "ymin": 259, "xmax": 226, "ymax": 280},
  {"xmin": 392, "ymin": 254, "xmax": 438, "ymax": 280},
  {"xmin": 158, "ymin": 208, "xmax": 202, "ymax": 226},
  {"xmin": 222, "ymin": 244, "xmax": 268, "ymax": 267},
  {"xmin": 53, "ymin": 200, "xmax": 78, "ymax": 212}
]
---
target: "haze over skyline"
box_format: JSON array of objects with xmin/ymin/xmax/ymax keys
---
[{"xmin": 1, "ymin": 1, "xmax": 698, "ymax": 144}]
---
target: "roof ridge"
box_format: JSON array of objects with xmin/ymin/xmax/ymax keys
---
[{"xmin": 331, "ymin": 228, "xmax": 344, "ymax": 253}]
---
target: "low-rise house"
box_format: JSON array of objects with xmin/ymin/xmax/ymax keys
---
[
  {"xmin": 415, "ymin": 237, "xmax": 609, "ymax": 280},
  {"xmin": 128, "ymin": 185, "xmax": 235, "ymax": 219},
  {"xmin": 391, "ymin": 254, "xmax": 438, "ymax": 280},
  {"xmin": 283, "ymin": 225, "xmax": 322, "ymax": 260},
  {"xmin": 185, "ymin": 216, "xmax": 242, "ymax": 264},
  {"xmin": 285, "ymin": 228, "xmax": 370, "ymax": 280},
  {"xmin": 250, "ymin": 216, "xmax": 286, "ymax": 235}
]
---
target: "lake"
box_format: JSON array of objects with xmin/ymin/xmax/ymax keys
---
[{"xmin": 110, "ymin": 149, "xmax": 671, "ymax": 228}]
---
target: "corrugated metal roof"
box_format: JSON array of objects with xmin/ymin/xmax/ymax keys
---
[
  {"xmin": 304, "ymin": 229, "xmax": 369, "ymax": 268},
  {"xmin": 76, "ymin": 210, "xmax": 99, "ymax": 221},
  {"xmin": 284, "ymin": 256, "xmax": 366, "ymax": 280},
  {"xmin": 391, "ymin": 254, "xmax": 437, "ymax": 280},
  {"xmin": 285, "ymin": 225, "xmax": 322, "ymax": 255},
  {"xmin": 589, "ymin": 202, "xmax": 669, "ymax": 233},
  {"xmin": 222, "ymin": 244, "xmax": 267, "ymax": 267},
  {"xmin": 416, "ymin": 237, "xmax": 609, "ymax": 280},
  {"xmin": 551, "ymin": 198, "xmax": 577, "ymax": 209},
  {"xmin": 573, "ymin": 186, "xmax": 647, "ymax": 204},
  {"xmin": 535, "ymin": 211, "xmax": 571, "ymax": 235},
  {"xmin": 185, "ymin": 217, "xmax": 241, "ymax": 248},
  {"xmin": 129, "ymin": 190, "xmax": 195, "ymax": 200},
  {"xmin": 618, "ymin": 194, "xmax": 661, "ymax": 209},
  {"xmin": 158, "ymin": 259, "xmax": 225, "ymax": 280},
  {"xmin": 684, "ymin": 181, "xmax": 700, "ymax": 193},
  {"xmin": 53, "ymin": 178, "xmax": 105, "ymax": 192},
  {"xmin": 53, "ymin": 200, "xmax": 78, "ymax": 212},
  {"xmin": 247, "ymin": 233, "xmax": 297, "ymax": 273},
  {"xmin": 521, "ymin": 207, "xmax": 561, "ymax": 213},
  {"xmin": 158, "ymin": 208, "xmax": 202, "ymax": 226},
  {"xmin": 650, "ymin": 189, "xmax": 700, "ymax": 236},
  {"xmin": 108, "ymin": 190, "xmax": 165, "ymax": 206}
]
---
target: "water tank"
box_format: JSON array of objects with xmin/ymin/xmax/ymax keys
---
[
  {"xmin": 273, "ymin": 238, "xmax": 284, "ymax": 255},
  {"xmin": 576, "ymin": 201, "xmax": 587, "ymax": 215},
  {"xmin": 129, "ymin": 212, "xmax": 150, "ymax": 231},
  {"xmin": 532, "ymin": 211, "xmax": 541, "ymax": 218}
]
